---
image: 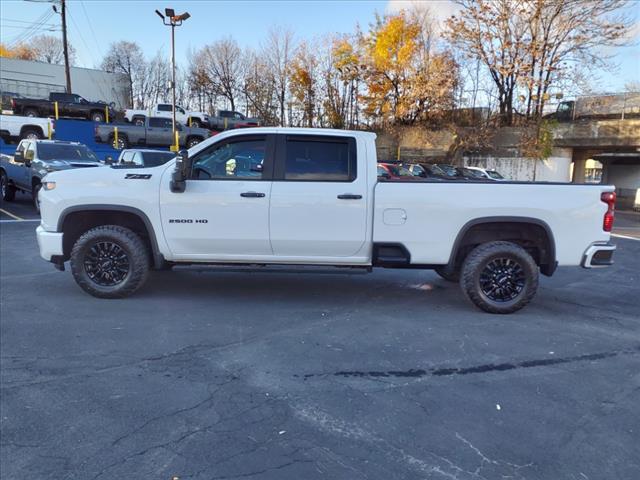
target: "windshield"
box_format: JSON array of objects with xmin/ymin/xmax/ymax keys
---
[
  {"xmin": 487, "ymin": 170, "xmax": 504, "ymax": 179},
  {"xmin": 141, "ymin": 151, "xmax": 176, "ymax": 167},
  {"xmin": 37, "ymin": 144, "xmax": 99, "ymax": 162}
]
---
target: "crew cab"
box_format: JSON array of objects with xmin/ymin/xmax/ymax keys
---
[
  {"xmin": 124, "ymin": 103, "xmax": 210, "ymax": 128},
  {"xmin": 94, "ymin": 117, "xmax": 212, "ymax": 149},
  {"xmin": 208, "ymin": 110, "xmax": 260, "ymax": 131},
  {"xmin": 1, "ymin": 139, "xmax": 101, "ymax": 211},
  {"xmin": 0, "ymin": 114, "xmax": 55, "ymax": 144},
  {"xmin": 35, "ymin": 128, "xmax": 617, "ymax": 314},
  {"xmin": 11, "ymin": 92, "xmax": 114, "ymax": 123}
]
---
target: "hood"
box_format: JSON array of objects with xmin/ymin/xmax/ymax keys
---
[{"xmin": 45, "ymin": 159, "xmax": 103, "ymax": 171}]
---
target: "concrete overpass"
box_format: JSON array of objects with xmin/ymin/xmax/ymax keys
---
[{"xmin": 553, "ymin": 119, "xmax": 640, "ymax": 209}]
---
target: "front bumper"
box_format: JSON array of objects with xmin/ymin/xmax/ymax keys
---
[
  {"xmin": 581, "ymin": 242, "xmax": 616, "ymax": 268},
  {"xmin": 36, "ymin": 225, "xmax": 63, "ymax": 262}
]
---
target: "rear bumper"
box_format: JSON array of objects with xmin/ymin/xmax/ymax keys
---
[
  {"xmin": 581, "ymin": 242, "xmax": 616, "ymax": 268},
  {"xmin": 36, "ymin": 225, "xmax": 63, "ymax": 262}
]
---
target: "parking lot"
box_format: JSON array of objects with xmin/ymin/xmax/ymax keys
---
[{"xmin": 0, "ymin": 204, "xmax": 639, "ymax": 480}]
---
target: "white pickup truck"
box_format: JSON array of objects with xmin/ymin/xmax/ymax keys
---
[
  {"xmin": 35, "ymin": 128, "xmax": 617, "ymax": 313},
  {"xmin": 0, "ymin": 114, "xmax": 55, "ymax": 143},
  {"xmin": 124, "ymin": 103, "xmax": 209, "ymax": 128}
]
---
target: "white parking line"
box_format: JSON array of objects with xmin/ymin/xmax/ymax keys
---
[
  {"xmin": 0, "ymin": 219, "xmax": 40, "ymax": 223},
  {"xmin": 611, "ymin": 233, "xmax": 640, "ymax": 241},
  {"xmin": 0, "ymin": 208, "xmax": 23, "ymax": 221}
]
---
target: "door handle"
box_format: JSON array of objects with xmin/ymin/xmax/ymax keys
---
[
  {"xmin": 240, "ymin": 192, "xmax": 266, "ymax": 198},
  {"xmin": 337, "ymin": 194, "xmax": 362, "ymax": 200}
]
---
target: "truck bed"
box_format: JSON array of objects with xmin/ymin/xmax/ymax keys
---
[{"xmin": 373, "ymin": 181, "xmax": 612, "ymax": 266}]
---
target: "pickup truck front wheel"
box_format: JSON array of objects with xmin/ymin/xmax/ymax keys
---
[
  {"xmin": 1, "ymin": 172, "xmax": 16, "ymax": 201},
  {"xmin": 460, "ymin": 241, "xmax": 538, "ymax": 314},
  {"xmin": 70, "ymin": 225, "xmax": 150, "ymax": 298}
]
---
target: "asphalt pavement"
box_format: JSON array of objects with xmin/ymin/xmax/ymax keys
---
[{"xmin": 1, "ymin": 219, "xmax": 639, "ymax": 480}]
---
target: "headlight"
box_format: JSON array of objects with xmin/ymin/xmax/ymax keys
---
[{"xmin": 43, "ymin": 181, "xmax": 56, "ymax": 191}]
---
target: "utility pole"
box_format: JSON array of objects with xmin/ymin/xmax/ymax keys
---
[{"xmin": 53, "ymin": 0, "xmax": 72, "ymax": 94}]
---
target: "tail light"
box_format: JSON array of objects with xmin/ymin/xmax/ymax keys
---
[
  {"xmin": 11, "ymin": 98, "xmax": 16, "ymax": 110},
  {"xmin": 601, "ymin": 191, "xmax": 616, "ymax": 232}
]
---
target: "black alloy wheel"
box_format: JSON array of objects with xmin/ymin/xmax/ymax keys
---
[
  {"xmin": 478, "ymin": 257, "xmax": 526, "ymax": 302},
  {"xmin": 83, "ymin": 241, "xmax": 131, "ymax": 286}
]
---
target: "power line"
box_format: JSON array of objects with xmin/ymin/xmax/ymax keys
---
[
  {"xmin": 80, "ymin": 0, "xmax": 103, "ymax": 58},
  {"xmin": 7, "ymin": 9, "xmax": 54, "ymax": 46}
]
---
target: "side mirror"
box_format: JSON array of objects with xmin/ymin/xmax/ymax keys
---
[
  {"xmin": 14, "ymin": 150, "xmax": 24, "ymax": 163},
  {"xmin": 170, "ymin": 149, "xmax": 191, "ymax": 193},
  {"xmin": 24, "ymin": 150, "xmax": 34, "ymax": 166}
]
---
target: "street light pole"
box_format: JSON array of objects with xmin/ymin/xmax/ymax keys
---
[
  {"xmin": 155, "ymin": 8, "xmax": 190, "ymax": 147},
  {"xmin": 171, "ymin": 22, "xmax": 176, "ymax": 134}
]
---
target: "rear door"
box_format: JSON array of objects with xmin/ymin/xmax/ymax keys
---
[
  {"xmin": 160, "ymin": 134, "xmax": 275, "ymax": 257},
  {"xmin": 269, "ymin": 134, "xmax": 367, "ymax": 258},
  {"xmin": 147, "ymin": 118, "xmax": 172, "ymax": 146}
]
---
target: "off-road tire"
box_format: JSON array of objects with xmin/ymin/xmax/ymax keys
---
[
  {"xmin": 70, "ymin": 225, "xmax": 150, "ymax": 299},
  {"xmin": 435, "ymin": 265, "xmax": 460, "ymax": 282},
  {"xmin": 1, "ymin": 172, "xmax": 16, "ymax": 201},
  {"xmin": 460, "ymin": 241, "xmax": 538, "ymax": 314}
]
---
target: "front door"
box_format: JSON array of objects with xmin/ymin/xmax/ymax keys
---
[
  {"xmin": 159, "ymin": 134, "xmax": 274, "ymax": 259},
  {"xmin": 269, "ymin": 134, "xmax": 368, "ymax": 258},
  {"xmin": 147, "ymin": 117, "xmax": 173, "ymax": 146}
]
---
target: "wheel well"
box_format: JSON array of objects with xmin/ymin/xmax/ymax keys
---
[
  {"xmin": 20, "ymin": 125, "xmax": 43, "ymax": 137},
  {"xmin": 60, "ymin": 210, "xmax": 156, "ymax": 264},
  {"xmin": 450, "ymin": 220, "xmax": 556, "ymax": 276},
  {"xmin": 32, "ymin": 176, "xmax": 41, "ymax": 189}
]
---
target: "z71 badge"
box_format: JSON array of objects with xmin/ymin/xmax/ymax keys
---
[{"xmin": 125, "ymin": 173, "xmax": 152, "ymax": 179}]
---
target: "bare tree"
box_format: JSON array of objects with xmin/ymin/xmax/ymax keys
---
[
  {"xmin": 101, "ymin": 41, "xmax": 146, "ymax": 108},
  {"xmin": 264, "ymin": 27, "xmax": 295, "ymax": 126},
  {"xmin": 30, "ymin": 34, "xmax": 76, "ymax": 65},
  {"xmin": 241, "ymin": 49, "xmax": 279, "ymax": 124},
  {"xmin": 194, "ymin": 38, "xmax": 243, "ymax": 111}
]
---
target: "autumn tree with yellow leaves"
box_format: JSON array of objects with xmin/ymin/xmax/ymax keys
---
[{"xmin": 360, "ymin": 11, "xmax": 459, "ymax": 126}]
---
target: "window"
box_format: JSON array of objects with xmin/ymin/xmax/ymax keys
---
[
  {"xmin": 157, "ymin": 104, "xmax": 172, "ymax": 112},
  {"xmin": 191, "ymin": 138, "xmax": 266, "ymax": 180},
  {"xmin": 38, "ymin": 143, "xmax": 98, "ymax": 162},
  {"xmin": 178, "ymin": 107, "xmax": 186, "ymax": 114},
  {"xmin": 120, "ymin": 151, "xmax": 134, "ymax": 164},
  {"xmin": 284, "ymin": 137, "xmax": 355, "ymax": 181},
  {"xmin": 140, "ymin": 151, "xmax": 176, "ymax": 167},
  {"xmin": 25, "ymin": 142, "xmax": 35, "ymax": 160},
  {"xmin": 149, "ymin": 118, "xmax": 172, "ymax": 128},
  {"xmin": 233, "ymin": 112, "xmax": 244, "ymax": 120}
]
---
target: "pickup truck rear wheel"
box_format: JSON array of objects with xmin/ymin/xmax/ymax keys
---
[
  {"xmin": 1, "ymin": 172, "xmax": 16, "ymax": 201},
  {"xmin": 460, "ymin": 241, "xmax": 538, "ymax": 314},
  {"xmin": 91, "ymin": 111, "xmax": 105, "ymax": 122},
  {"xmin": 189, "ymin": 118, "xmax": 201, "ymax": 128},
  {"xmin": 21, "ymin": 128, "xmax": 43, "ymax": 140},
  {"xmin": 24, "ymin": 108, "xmax": 38, "ymax": 117},
  {"xmin": 70, "ymin": 225, "xmax": 150, "ymax": 298}
]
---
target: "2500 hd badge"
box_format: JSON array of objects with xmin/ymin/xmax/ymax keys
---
[{"xmin": 168, "ymin": 219, "xmax": 208, "ymax": 224}]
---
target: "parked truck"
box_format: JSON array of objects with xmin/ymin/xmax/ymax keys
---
[
  {"xmin": 94, "ymin": 117, "xmax": 212, "ymax": 149},
  {"xmin": 1, "ymin": 139, "xmax": 102, "ymax": 212},
  {"xmin": 208, "ymin": 110, "xmax": 260, "ymax": 131},
  {"xmin": 0, "ymin": 114, "xmax": 55, "ymax": 143},
  {"xmin": 546, "ymin": 92, "xmax": 640, "ymax": 122},
  {"xmin": 11, "ymin": 92, "xmax": 115, "ymax": 122},
  {"xmin": 124, "ymin": 103, "xmax": 210, "ymax": 128},
  {"xmin": 35, "ymin": 128, "xmax": 617, "ymax": 314}
]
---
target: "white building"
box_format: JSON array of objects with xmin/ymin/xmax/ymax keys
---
[{"xmin": 0, "ymin": 57, "xmax": 129, "ymax": 109}]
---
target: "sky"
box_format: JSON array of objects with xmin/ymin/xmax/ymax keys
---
[{"xmin": 1, "ymin": 0, "xmax": 638, "ymax": 93}]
